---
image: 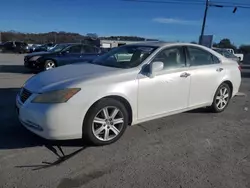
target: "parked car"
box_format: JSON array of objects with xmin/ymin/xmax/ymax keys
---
[
  {"xmin": 24, "ymin": 43, "xmax": 102, "ymax": 71},
  {"xmin": 30, "ymin": 43, "xmax": 55, "ymax": 53},
  {"xmin": 0, "ymin": 41, "xmax": 29, "ymax": 53},
  {"xmin": 212, "ymin": 48, "xmax": 241, "ymax": 63},
  {"xmin": 224, "ymin": 48, "xmax": 244, "ymax": 62},
  {"xmin": 16, "ymin": 42, "xmax": 241, "ymax": 145}
]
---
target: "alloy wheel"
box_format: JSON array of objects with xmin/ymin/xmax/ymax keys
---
[
  {"xmin": 45, "ymin": 61, "xmax": 56, "ymax": 70},
  {"xmin": 92, "ymin": 106, "xmax": 124, "ymax": 141},
  {"xmin": 215, "ymin": 87, "xmax": 230, "ymax": 110}
]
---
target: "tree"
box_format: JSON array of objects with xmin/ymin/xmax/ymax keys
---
[
  {"xmin": 216, "ymin": 38, "xmax": 237, "ymax": 52},
  {"xmin": 239, "ymin": 45, "xmax": 250, "ymax": 54}
]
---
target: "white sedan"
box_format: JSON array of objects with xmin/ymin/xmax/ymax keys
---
[{"xmin": 16, "ymin": 42, "xmax": 241, "ymax": 145}]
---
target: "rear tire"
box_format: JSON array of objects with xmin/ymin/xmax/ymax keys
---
[
  {"xmin": 210, "ymin": 83, "xmax": 231, "ymax": 113},
  {"xmin": 44, "ymin": 60, "xmax": 56, "ymax": 71},
  {"xmin": 82, "ymin": 98, "xmax": 128, "ymax": 146}
]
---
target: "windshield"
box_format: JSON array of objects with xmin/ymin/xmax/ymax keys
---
[
  {"xmin": 214, "ymin": 49, "xmax": 237, "ymax": 58},
  {"xmin": 90, "ymin": 45, "xmax": 157, "ymax": 68},
  {"xmin": 48, "ymin": 44, "xmax": 69, "ymax": 52}
]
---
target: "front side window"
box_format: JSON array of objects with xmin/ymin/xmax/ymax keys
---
[
  {"xmin": 152, "ymin": 47, "xmax": 185, "ymax": 69},
  {"xmin": 187, "ymin": 47, "xmax": 219, "ymax": 66},
  {"xmin": 68, "ymin": 45, "xmax": 82, "ymax": 53},
  {"xmin": 90, "ymin": 45, "xmax": 157, "ymax": 68}
]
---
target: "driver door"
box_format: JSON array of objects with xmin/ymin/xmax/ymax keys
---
[
  {"xmin": 60, "ymin": 45, "xmax": 83, "ymax": 65},
  {"xmin": 137, "ymin": 46, "xmax": 191, "ymax": 120}
]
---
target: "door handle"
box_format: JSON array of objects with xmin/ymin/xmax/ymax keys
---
[
  {"xmin": 216, "ymin": 68, "xmax": 223, "ymax": 72},
  {"xmin": 180, "ymin": 72, "xmax": 191, "ymax": 78}
]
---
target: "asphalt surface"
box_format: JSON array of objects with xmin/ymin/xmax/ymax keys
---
[{"xmin": 0, "ymin": 53, "xmax": 250, "ymax": 188}]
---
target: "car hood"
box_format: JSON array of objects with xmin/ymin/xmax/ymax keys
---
[
  {"xmin": 24, "ymin": 63, "xmax": 124, "ymax": 93},
  {"xmin": 26, "ymin": 51, "xmax": 54, "ymax": 57}
]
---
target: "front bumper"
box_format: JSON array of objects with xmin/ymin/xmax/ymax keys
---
[
  {"xmin": 24, "ymin": 59, "xmax": 44, "ymax": 70},
  {"xmin": 16, "ymin": 92, "xmax": 84, "ymax": 140}
]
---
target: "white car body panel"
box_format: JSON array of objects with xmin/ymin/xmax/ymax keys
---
[
  {"xmin": 17, "ymin": 43, "xmax": 241, "ymax": 140},
  {"xmin": 137, "ymin": 67, "xmax": 190, "ymax": 120},
  {"xmin": 187, "ymin": 64, "xmax": 226, "ymax": 107}
]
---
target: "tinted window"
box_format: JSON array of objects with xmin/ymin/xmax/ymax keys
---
[
  {"xmin": 187, "ymin": 47, "xmax": 219, "ymax": 66},
  {"xmin": 83, "ymin": 45, "xmax": 97, "ymax": 53},
  {"xmin": 68, "ymin": 45, "xmax": 82, "ymax": 53},
  {"xmin": 153, "ymin": 47, "xmax": 185, "ymax": 69}
]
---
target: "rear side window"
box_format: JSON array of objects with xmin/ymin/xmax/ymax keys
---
[
  {"xmin": 82, "ymin": 45, "xmax": 97, "ymax": 53},
  {"xmin": 187, "ymin": 47, "xmax": 220, "ymax": 66}
]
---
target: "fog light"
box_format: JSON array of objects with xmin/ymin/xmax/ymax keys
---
[{"xmin": 21, "ymin": 119, "xmax": 43, "ymax": 131}]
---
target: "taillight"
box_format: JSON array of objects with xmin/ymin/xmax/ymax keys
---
[{"xmin": 238, "ymin": 64, "xmax": 241, "ymax": 71}]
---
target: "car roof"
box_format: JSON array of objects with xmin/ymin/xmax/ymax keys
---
[
  {"xmin": 125, "ymin": 41, "xmax": 209, "ymax": 48},
  {"xmin": 56, "ymin": 43, "xmax": 98, "ymax": 46}
]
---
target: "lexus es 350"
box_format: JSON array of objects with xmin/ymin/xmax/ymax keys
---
[{"xmin": 16, "ymin": 42, "xmax": 241, "ymax": 145}]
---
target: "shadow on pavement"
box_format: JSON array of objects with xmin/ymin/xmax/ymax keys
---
[
  {"xmin": 0, "ymin": 88, "xmax": 88, "ymax": 170},
  {"xmin": 16, "ymin": 142, "xmax": 87, "ymax": 170},
  {"xmin": 186, "ymin": 107, "xmax": 211, "ymax": 114},
  {"xmin": 0, "ymin": 65, "xmax": 32, "ymax": 74}
]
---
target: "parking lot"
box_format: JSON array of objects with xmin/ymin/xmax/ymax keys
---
[{"xmin": 0, "ymin": 53, "xmax": 250, "ymax": 188}]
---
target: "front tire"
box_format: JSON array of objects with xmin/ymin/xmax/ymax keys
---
[
  {"xmin": 44, "ymin": 60, "xmax": 56, "ymax": 71},
  {"xmin": 210, "ymin": 83, "xmax": 231, "ymax": 113},
  {"xmin": 83, "ymin": 98, "xmax": 128, "ymax": 146}
]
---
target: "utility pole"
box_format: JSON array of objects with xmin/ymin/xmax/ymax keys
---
[
  {"xmin": 54, "ymin": 32, "xmax": 57, "ymax": 43},
  {"xmin": 199, "ymin": 0, "xmax": 209, "ymax": 45}
]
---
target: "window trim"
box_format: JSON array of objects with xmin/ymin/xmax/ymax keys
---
[{"xmin": 185, "ymin": 46, "xmax": 221, "ymax": 67}]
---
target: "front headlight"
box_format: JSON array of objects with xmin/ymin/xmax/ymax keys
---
[
  {"xmin": 30, "ymin": 56, "xmax": 41, "ymax": 61},
  {"xmin": 31, "ymin": 88, "xmax": 81, "ymax": 103}
]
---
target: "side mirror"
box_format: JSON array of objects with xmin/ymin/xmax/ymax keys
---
[
  {"xmin": 141, "ymin": 61, "xmax": 164, "ymax": 78},
  {"xmin": 151, "ymin": 61, "xmax": 164, "ymax": 75}
]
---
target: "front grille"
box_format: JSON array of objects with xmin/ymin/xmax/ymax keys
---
[
  {"xmin": 20, "ymin": 88, "xmax": 32, "ymax": 103},
  {"xmin": 24, "ymin": 56, "xmax": 29, "ymax": 62}
]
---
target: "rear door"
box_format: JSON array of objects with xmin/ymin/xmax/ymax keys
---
[{"xmin": 185, "ymin": 46, "xmax": 226, "ymax": 107}]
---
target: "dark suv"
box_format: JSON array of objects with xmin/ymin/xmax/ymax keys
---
[{"xmin": 0, "ymin": 41, "xmax": 29, "ymax": 53}]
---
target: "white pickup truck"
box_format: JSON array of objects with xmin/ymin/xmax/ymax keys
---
[{"xmin": 224, "ymin": 48, "xmax": 244, "ymax": 62}]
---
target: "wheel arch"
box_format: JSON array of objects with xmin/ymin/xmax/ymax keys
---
[
  {"xmin": 83, "ymin": 95, "xmax": 133, "ymax": 126},
  {"xmin": 221, "ymin": 80, "xmax": 233, "ymax": 97}
]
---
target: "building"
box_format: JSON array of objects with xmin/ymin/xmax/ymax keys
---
[{"xmin": 100, "ymin": 39, "xmax": 159, "ymax": 48}]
